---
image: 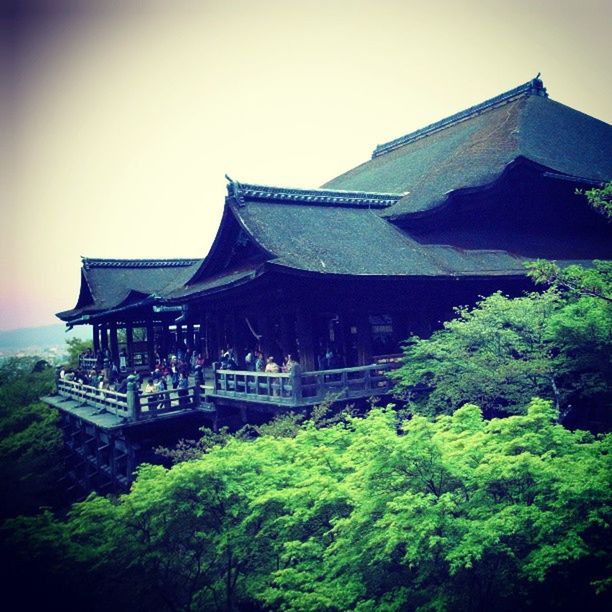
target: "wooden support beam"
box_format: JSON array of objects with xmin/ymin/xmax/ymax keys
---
[
  {"xmin": 186, "ymin": 322, "xmax": 194, "ymax": 350},
  {"xmin": 100, "ymin": 323, "xmax": 109, "ymax": 352},
  {"xmin": 92, "ymin": 324, "xmax": 100, "ymax": 353},
  {"xmin": 356, "ymin": 314, "xmax": 373, "ymax": 366},
  {"xmin": 337, "ymin": 311, "xmax": 350, "ymax": 367},
  {"xmin": 159, "ymin": 323, "xmax": 169, "ymax": 360},
  {"xmin": 175, "ymin": 323, "xmax": 183, "ymax": 352},
  {"xmin": 146, "ymin": 319, "xmax": 155, "ymax": 368},
  {"xmin": 125, "ymin": 324, "xmax": 134, "ymax": 368},
  {"xmin": 109, "ymin": 322, "xmax": 119, "ymax": 364},
  {"xmin": 296, "ymin": 308, "xmax": 316, "ymax": 370}
]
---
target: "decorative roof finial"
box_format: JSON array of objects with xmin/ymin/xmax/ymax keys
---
[
  {"xmin": 225, "ymin": 175, "xmax": 245, "ymax": 206},
  {"xmin": 531, "ymin": 73, "xmax": 547, "ymax": 97}
]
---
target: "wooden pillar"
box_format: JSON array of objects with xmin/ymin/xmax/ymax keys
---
[
  {"xmin": 100, "ymin": 323, "xmax": 108, "ymax": 353},
  {"xmin": 233, "ymin": 313, "xmax": 247, "ymax": 356},
  {"xmin": 337, "ymin": 311, "xmax": 351, "ymax": 367},
  {"xmin": 157, "ymin": 323, "xmax": 166, "ymax": 361},
  {"xmin": 125, "ymin": 324, "xmax": 134, "ymax": 368},
  {"xmin": 197, "ymin": 316, "xmax": 206, "ymax": 357},
  {"xmin": 295, "ymin": 308, "xmax": 315, "ymax": 370},
  {"xmin": 226, "ymin": 312, "xmax": 238, "ymax": 352},
  {"xmin": 213, "ymin": 313, "xmax": 223, "ymax": 360},
  {"xmin": 92, "ymin": 324, "xmax": 100, "ymax": 353},
  {"xmin": 146, "ymin": 319, "xmax": 155, "ymax": 368},
  {"xmin": 356, "ymin": 314, "xmax": 373, "ymax": 366},
  {"xmin": 109, "ymin": 322, "xmax": 119, "ymax": 363},
  {"xmin": 186, "ymin": 322, "xmax": 194, "ymax": 350},
  {"xmin": 176, "ymin": 324, "xmax": 183, "ymax": 352}
]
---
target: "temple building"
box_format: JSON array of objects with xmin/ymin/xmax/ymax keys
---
[
  {"xmin": 47, "ymin": 77, "xmax": 612, "ymax": 491},
  {"xmin": 58, "ymin": 76, "xmax": 611, "ymax": 371}
]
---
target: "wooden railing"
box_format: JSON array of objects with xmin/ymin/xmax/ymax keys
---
[
  {"xmin": 56, "ymin": 378, "xmax": 200, "ymax": 421},
  {"xmin": 213, "ymin": 370, "xmax": 296, "ymax": 405},
  {"xmin": 57, "ymin": 379, "xmax": 130, "ymax": 417},
  {"xmin": 300, "ymin": 364, "xmax": 394, "ymax": 402},
  {"xmin": 57, "ymin": 361, "xmax": 399, "ymax": 417},
  {"xmin": 212, "ymin": 362, "xmax": 397, "ymax": 406},
  {"xmin": 137, "ymin": 386, "xmax": 201, "ymax": 419}
]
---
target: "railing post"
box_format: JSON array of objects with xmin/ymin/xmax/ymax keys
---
[
  {"xmin": 193, "ymin": 383, "xmax": 200, "ymax": 409},
  {"xmin": 194, "ymin": 365, "xmax": 204, "ymax": 387},
  {"xmin": 126, "ymin": 375, "xmax": 139, "ymax": 421},
  {"xmin": 316, "ymin": 373, "xmax": 325, "ymax": 402},
  {"xmin": 291, "ymin": 364, "xmax": 303, "ymax": 404},
  {"xmin": 212, "ymin": 362, "xmax": 219, "ymax": 393},
  {"xmin": 341, "ymin": 370, "xmax": 348, "ymax": 395},
  {"xmin": 364, "ymin": 366, "xmax": 371, "ymax": 392}
]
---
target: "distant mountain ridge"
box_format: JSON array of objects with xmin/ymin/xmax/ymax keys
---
[{"xmin": 0, "ymin": 324, "xmax": 90, "ymax": 351}]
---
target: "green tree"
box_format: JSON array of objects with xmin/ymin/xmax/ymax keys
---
[
  {"xmin": 3, "ymin": 401, "xmax": 610, "ymax": 611},
  {"xmin": 390, "ymin": 277, "xmax": 611, "ymax": 427},
  {"xmin": 65, "ymin": 337, "xmax": 93, "ymax": 369},
  {"xmin": 391, "ymin": 290, "xmax": 565, "ymax": 418},
  {"xmin": 0, "ymin": 357, "xmax": 63, "ymax": 519},
  {"xmin": 526, "ymin": 259, "xmax": 612, "ymax": 303},
  {"xmin": 579, "ymin": 181, "xmax": 612, "ymax": 222}
]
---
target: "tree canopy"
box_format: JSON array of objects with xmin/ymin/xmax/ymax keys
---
[
  {"xmin": 0, "ymin": 357, "xmax": 63, "ymax": 519},
  {"xmin": 3, "ymin": 400, "xmax": 611, "ymax": 611},
  {"xmin": 390, "ymin": 263, "xmax": 611, "ymax": 429},
  {"xmin": 581, "ymin": 181, "xmax": 612, "ymax": 222}
]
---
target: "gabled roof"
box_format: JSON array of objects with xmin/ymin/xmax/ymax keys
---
[
  {"xmin": 322, "ymin": 77, "xmax": 612, "ymax": 220},
  {"xmin": 57, "ymin": 258, "xmax": 201, "ymax": 321},
  {"xmin": 199, "ymin": 183, "xmax": 527, "ymax": 280},
  {"xmin": 165, "ymin": 182, "xmax": 529, "ymax": 303},
  {"xmin": 232, "ymin": 186, "xmax": 527, "ymax": 276}
]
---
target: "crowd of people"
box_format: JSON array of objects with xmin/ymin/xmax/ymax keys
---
[
  {"xmin": 218, "ymin": 348, "xmax": 300, "ymax": 375},
  {"xmin": 65, "ymin": 343, "xmax": 341, "ymax": 401},
  {"xmin": 65, "ymin": 346, "xmax": 206, "ymax": 396}
]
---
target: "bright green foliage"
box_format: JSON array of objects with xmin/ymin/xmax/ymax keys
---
[
  {"xmin": 4, "ymin": 401, "xmax": 610, "ymax": 611},
  {"xmin": 527, "ymin": 259, "xmax": 612, "ymax": 303},
  {"xmin": 580, "ymin": 181, "xmax": 612, "ymax": 222},
  {"xmin": 391, "ymin": 291, "xmax": 563, "ymax": 418},
  {"xmin": 0, "ymin": 356, "xmax": 55, "ymax": 411},
  {"xmin": 65, "ymin": 337, "xmax": 93, "ymax": 368},
  {"xmin": 0, "ymin": 357, "xmax": 63, "ymax": 518},
  {"xmin": 391, "ymin": 281, "xmax": 611, "ymax": 425}
]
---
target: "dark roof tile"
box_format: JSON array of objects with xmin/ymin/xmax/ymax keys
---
[
  {"xmin": 322, "ymin": 78, "xmax": 612, "ymax": 219},
  {"xmin": 57, "ymin": 258, "xmax": 202, "ymax": 321}
]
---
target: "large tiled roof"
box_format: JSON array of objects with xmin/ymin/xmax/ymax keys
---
[
  {"xmin": 322, "ymin": 77, "xmax": 612, "ymax": 219},
  {"xmin": 57, "ymin": 258, "xmax": 201, "ymax": 321},
  {"xmin": 163, "ymin": 183, "xmax": 529, "ymax": 304},
  {"xmin": 225, "ymin": 185, "xmax": 527, "ymax": 277}
]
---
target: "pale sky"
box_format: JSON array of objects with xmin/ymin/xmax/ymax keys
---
[{"xmin": 2, "ymin": 0, "xmax": 611, "ymax": 330}]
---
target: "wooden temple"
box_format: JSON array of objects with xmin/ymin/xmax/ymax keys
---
[{"xmin": 45, "ymin": 76, "xmax": 612, "ymax": 492}]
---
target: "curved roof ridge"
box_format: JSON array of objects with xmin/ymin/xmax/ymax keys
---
[
  {"xmin": 226, "ymin": 179, "xmax": 404, "ymax": 208},
  {"xmin": 82, "ymin": 257, "xmax": 200, "ymax": 269},
  {"xmin": 372, "ymin": 76, "xmax": 547, "ymax": 158}
]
